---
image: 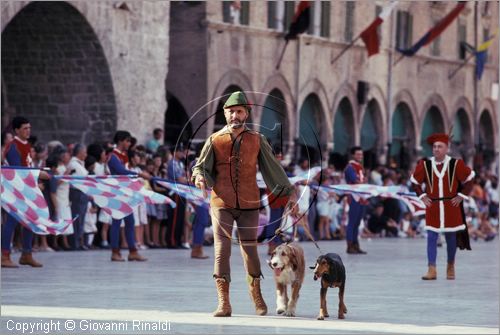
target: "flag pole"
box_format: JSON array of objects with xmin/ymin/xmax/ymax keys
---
[
  {"xmin": 275, "ymin": 40, "xmax": 289, "ymax": 70},
  {"xmin": 448, "ymin": 53, "xmax": 475, "ymax": 80},
  {"xmin": 330, "ymin": 36, "xmax": 361, "ymax": 65}
]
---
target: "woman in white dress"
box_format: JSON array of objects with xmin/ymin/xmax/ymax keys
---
[{"xmin": 49, "ymin": 145, "xmax": 73, "ymax": 250}]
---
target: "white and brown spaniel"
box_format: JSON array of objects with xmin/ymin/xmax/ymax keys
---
[{"xmin": 268, "ymin": 243, "xmax": 305, "ymax": 317}]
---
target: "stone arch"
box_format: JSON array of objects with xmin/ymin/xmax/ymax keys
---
[
  {"xmin": 391, "ymin": 101, "xmax": 416, "ymax": 169},
  {"xmin": 478, "ymin": 108, "xmax": 496, "ymax": 169},
  {"xmin": 361, "ymin": 98, "xmax": 385, "ymax": 168},
  {"xmin": 298, "ymin": 93, "xmax": 325, "ymax": 164},
  {"xmin": 332, "ymin": 81, "xmax": 359, "ymax": 122},
  {"xmin": 331, "ymin": 81, "xmax": 359, "ymax": 146},
  {"xmin": 165, "ymin": 92, "xmax": 192, "ymax": 147},
  {"xmin": 361, "ymin": 83, "xmax": 387, "ymax": 120},
  {"xmin": 451, "ymin": 96, "xmax": 473, "ymax": 121},
  {"xmin": 298, "ymin": 78, "xmax": 332, "ymax": 145},
  {"xmin": 257, "ymin": 73, "xmax": 295, "ymax": 148},
  {"xmin": 420, "ymin": 105, "xmax": 446, "ymax": 157},
  {"xmin": 420, "ymin": 93, "xmax": 449, "ymax": 131},
  {"xmin": 392, "ymin": 89, "xmax": 419, "ymax": 146},
  {"xmin": 478, "ymin": 98, "xmax": 498, "ymax": 135},
  {"xmin": 209, "ymin": 69, "xmax": 254, "ymax": 133},
  {"xmin": 333, "ymin": 97, "xmax": 355, "ymax": 155},
  {"xmin": 1, "ymin": 1, "xmax": 117, "ymax": 144},
  {"xmin": 450, "ymin": 96, "xmax": 473, "ymax": 159},
  {"xmin": 259, "ymin": 89, "xmax": 289, "ymax": 154}
]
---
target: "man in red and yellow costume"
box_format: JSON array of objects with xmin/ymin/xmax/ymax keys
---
[
  {"xmin": 411, "ymin": 133, "xmax": 475, "ymax": 280},
  {"xmin": 192, "ymin": 91, "xmax": 297, "ymax": 317}
]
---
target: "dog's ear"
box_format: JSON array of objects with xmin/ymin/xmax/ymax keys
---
[{"xmin": 309, "ymin": 265, "xmax": 316, "ymax": 270}]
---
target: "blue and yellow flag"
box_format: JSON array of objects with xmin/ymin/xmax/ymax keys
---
[{"xmin": 476, "ymin": 28, "xmax": 498, "ymax": 80}]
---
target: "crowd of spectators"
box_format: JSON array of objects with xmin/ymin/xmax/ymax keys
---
[{"xmin": 1, "ymin": 127, "xmax": 498, "ymax": 256}]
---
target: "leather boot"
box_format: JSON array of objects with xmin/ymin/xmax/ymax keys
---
[
  {"xmin": 111, "ymin": 249, "xmax": 125, "ymax": 262},
  {"xmin": 213, "ymin": 278, "xmax": 232, "ymax": 317},
  {"xmin": 248, "ymin": 276, "xmax": 267, "ymax": 316},
  {"xmin": 346, "ymin": 241, "xmax": 358, "ymax": 254},
  {"xmin": 446, "ymin": 262, "xmax": 455, "ymax": 280},
  {"xmin": 1, "ymin": 252, "xmax": 19, "ymax": 268},
  {"xmin": 128, "ymin": 250, "xmax": 147, "ymax": 261},
  {"xmin": 19, "ymin": 252, "xmax": 43, "ymax": 267},
  {"xmin": 422, "ymin": 265, "xmax": 437, "ymax": 280},
  {"xmin": 191, "ymin": 245, "xmax": 209, "ymax": 259},
  {"xmin": 354, "ymin": 242, "xmax": 367, "ymax": 254}
]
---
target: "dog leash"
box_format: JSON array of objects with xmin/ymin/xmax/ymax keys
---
[{"xmin": 276, "ymin": 204, "xmax": 324, "ymax": 255}]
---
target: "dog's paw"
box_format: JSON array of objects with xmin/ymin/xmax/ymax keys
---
[
  {"xmin": 284, "ymin": 309, "xmax": 296, "ymax": 317},
  {"xmin": 317, "ymin": 315, "xmax": 325, "ymax": 320},
  {"xmin": 276, "ymin": 308, "xmax": 285, "ymax": 315},
  {"xmin": 338, "ymin": 313, "xmax": 345, "ymax": 319},
  {"xmin": 324, "ymin": 313, "xmax": 329, "ymax": 318}
]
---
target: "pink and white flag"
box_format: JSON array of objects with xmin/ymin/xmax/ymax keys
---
[{"xmin": 1, "ymin": 168, "xmax": 72, "ymax": 234}]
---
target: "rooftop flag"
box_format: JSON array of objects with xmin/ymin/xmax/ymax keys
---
[
  {"xmin": 285, "ymin": 1, "xmax": 311, "ymax": 41},
  {"xmin": 397, "ymin": 2, "xmax": 466, "ymax": 56},
  {"xmin": 360, "ymin": 1, "xmax": 398, "ymax": 57}
]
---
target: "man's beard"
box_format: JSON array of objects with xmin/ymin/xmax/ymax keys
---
[{"xmin": 229, "ymin": 121, "xmax": 244, "ymax": 129}]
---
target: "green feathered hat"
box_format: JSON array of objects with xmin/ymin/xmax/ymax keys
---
[{"xmin": 223, "ymin": 91, "xmax": 251, "ymax": 112}]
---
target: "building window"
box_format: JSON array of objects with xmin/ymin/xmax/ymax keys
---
[
  {"xmin": 431, "ymin": 20, "xmax": 441, "ymax": 56},
  {"xmin": 481, "ymin": 2, "xmax": 491, "ymax": 17},
  {"xmin": 320, "ymin": 1, "xmax": 330, "ymax": 38},
  {"xmin": 457, "ymin": 23, "xmax": 467, "ymax": 60},
  {"xmin": 396, "ymin": 10, "xmax": 412, "ymax": 49},
  {"xmin": 283, "ymin": 1, "xmax": 295, "ymax": 32},
  {"xmin": 267, "ymin": 1, "xmax": 277, "ymax": 29},
  {"xmin": 344, "ymin": 2, "xmax": 355, "ymax": 42},
  {"xmin": 222, "ymin": 1, "xmax": 249, "ymax": 25},
  {"xmin": 306, "ymin": 1, "xmax": 330, "ymax": 37},
  {"xmin": 483, "ymin": 28, "xmax": 490, "ymax": 63},
  {"xmin": 375, "ymin": 5, "xmax": 382, "ymax": 45}
]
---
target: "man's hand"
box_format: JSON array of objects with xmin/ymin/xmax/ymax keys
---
[
  {"xmin": 451, "ymin": 195, "xmax": 464, "ymax": 207},
  {"xmin": 421, "ymin": 195, "xmax": 432, "ymax": 207},
  {"xmin": 38, "ymin": 171, "xmax": 50, "ymax": 180},
  {"xmin": 195, "ymin": 175, "xmax": 208, "ymax": 198},
  {"xmin": 139, "ymin": 171, "xmax": 152, "ymax": 181},
  {"xmin": 286, "ymin": 188, "xmax": 299, "ymax": 215}
]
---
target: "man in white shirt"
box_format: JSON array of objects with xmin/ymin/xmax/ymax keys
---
[{"xmin": 68, "ymin": 143, "xmax": 89, "ymax": 250}]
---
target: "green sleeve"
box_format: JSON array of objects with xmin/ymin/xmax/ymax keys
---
[
  {"xmin": 258, "ymin": 135, "xmax": 294, "ymax": 196},
  {"xmin": 191, "ymin": 137, "xmax": 215, "ymax": 187}
]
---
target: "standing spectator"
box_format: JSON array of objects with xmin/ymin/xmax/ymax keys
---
[
  {"xmin": 146, "ymin": 128, "xmax": 163, "ymax": 153},
  {"xmin": 128, "ymin": 150, "xmax": 149, "ymax": 250},
  {"xmin": 32, "ymin": 142, "xmax": 48, "ymax": 169},
  {"xmin": 486, "ymin": 176, "xmax": 498, "ymax": 220},
  {"xmin": 68, "ymin": 144, "xmax": 89, "ymax": 250},
  {"xmin": 167, "ymin": 144, "xmax": 189, "ymax": 249},
  {"xmin": 1, "ymin": 131, "xmax": 14, "ymax": 164},
  {"xmin": 87, "ymin": 143, "xmax": 111, "ymax": 248},
  {"xmin": 49, "ymin": 146, "xmax": 73, "ymax": 250},
  {"xmin": 2, "ymin": 117, "xmax": 47, "ymax": 268},
  {"xmin": 188, "ymin": 146, "xmax": 210, "ymax": 259},
  {"xmin": 344, "ymin": 146, "xmax": 368, "ymax": 254},
  {"xmin": 107, "ymin": 130, "xmax": 151, "ymax": 262},
  {"xmin": 316, "ymin": 178, "xmax": 336, "ymax": 240},
  {"xmin": 411, "ymin": 133, "xmax": 475, "ymax": 280}
]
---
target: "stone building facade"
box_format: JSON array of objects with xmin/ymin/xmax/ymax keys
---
[
  {"xmin": 1, "ymin": 1, "xmax": 169, "ymax": 145},
  {"xmin": 167, "ymin": 1, "xmax": 498, "ymax": 171}
]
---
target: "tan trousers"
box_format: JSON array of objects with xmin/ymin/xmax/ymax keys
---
[{"xmin": 211, "ymin": 207, "xmax": 261, "ymax": 282}]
